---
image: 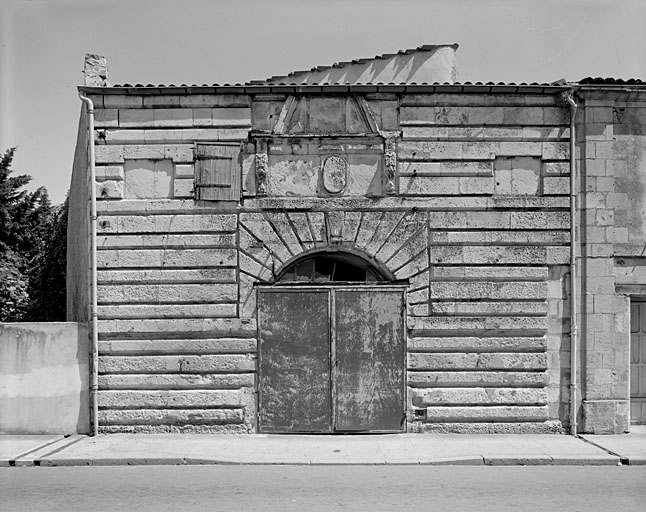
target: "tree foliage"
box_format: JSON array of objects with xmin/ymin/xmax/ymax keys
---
[{"xmin": 0, "ymin": 147, "xmax": 67, "ymax": 321}]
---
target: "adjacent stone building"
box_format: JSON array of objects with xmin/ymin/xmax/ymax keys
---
[{"xmin": 68, "ymin": 46, "xmax": 646, "ymax": 434}]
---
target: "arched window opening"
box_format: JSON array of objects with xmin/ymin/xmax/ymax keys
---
[{"xmin": 278, "ymin": 252, "xmax": 385, "ymax": 283}]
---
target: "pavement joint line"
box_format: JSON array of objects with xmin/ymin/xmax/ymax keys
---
[
  {"xmin": 577, "ymin": 435, "xmax": 628, "ymax": 465},
  {"xmin": 34, "ymin": 435, "xmax": 87, "ymax": 462},
  {"xmin": 8, "ymin": 436, "xmax": 66, "ymax": 464}
]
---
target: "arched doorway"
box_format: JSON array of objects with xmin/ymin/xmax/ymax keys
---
[{"xmin": 257, "ymin": 251, "xmax": 407, "ymax": 433}]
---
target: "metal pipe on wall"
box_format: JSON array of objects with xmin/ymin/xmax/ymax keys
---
[
  {"xmin": 565, "ymin": 91, "xmax": 579, "ymax": 435},
  {"xmin": 78, "ymin": 92, "xmax": 99, "ymax": 437}
]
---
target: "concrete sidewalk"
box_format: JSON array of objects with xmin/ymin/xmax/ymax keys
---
[{"xmin": 1, "ymin": 430, "xmax": 645, "ymax": 467}]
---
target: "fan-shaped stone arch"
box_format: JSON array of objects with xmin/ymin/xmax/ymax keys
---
[{"xmin": 238, "ymin": 209, "xmax": 429, "ymax": 316}]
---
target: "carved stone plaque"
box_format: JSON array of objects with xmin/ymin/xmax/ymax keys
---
[{"xmin": 321, "ymin": 155, "xmax": 348, "ymax": 194}]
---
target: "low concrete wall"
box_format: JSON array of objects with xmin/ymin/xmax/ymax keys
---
[{"xmin": 0, "ymin": 323, "xmax": 89, "ymax": 434}]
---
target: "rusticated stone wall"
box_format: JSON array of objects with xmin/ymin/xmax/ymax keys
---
[{"xmin": 73, "ymin": 89, "xmax": 574, "ymax": 433}]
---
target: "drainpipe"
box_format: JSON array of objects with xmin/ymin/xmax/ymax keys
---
[
  {"xmin": 559, "ymin": 89, "xmax": 578, "ymax": 435},
  {"xmin": 79, "ymin": 92, "xmax": 99, "ymax": 437}
]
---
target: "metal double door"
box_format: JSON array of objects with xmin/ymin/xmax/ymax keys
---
[{"xmin": 258, "ymin": 285, "xmax": 406, "ymax": 433}]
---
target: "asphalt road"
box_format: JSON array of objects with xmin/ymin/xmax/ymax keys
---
[{"xmin": 1, "ymin": 465, "xmax": 645, "ymax": 512}]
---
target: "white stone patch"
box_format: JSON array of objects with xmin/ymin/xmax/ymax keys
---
[{"xmin": 124, "ymin": 159, "xmax": 173, "ymax": 199}]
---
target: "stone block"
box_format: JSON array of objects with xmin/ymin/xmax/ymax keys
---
[
  {"xmin": 95, "ymin": 145, "xmax": 125, "ymax": 164},
  {"xmin": 430, "ymin": 281, "xmax": 547, "ymax": 300},
  {"xmin": 153, "ymin": 109, "xmax": 193, "ymax": 127},
  {"xmin": 264, "ymin": 212, "xmax": 303, "ymax": 257},
  {"xmin": 143, "ymin": 96, "xmax": 181, "ymax": 108},
  {"xmin": 98, "ymin": 389, "xmax": 253, "ymax": 408},
  {"xmin": 432, "ymin": 266, "xmax": 548, "ymax": 280},
  {"xmin": 581, "ymin": 399, "xmax": 630, "ymax": 434},
  {"xmin": 174, "ymin": 164, "xmax": 194, "ymax": 178},
  {"xmin": 459, "ymin": 176, "xmax": 494, "ymax": 194},
  {"xmin": 97, "ymin": 248, "xmax": 236, "ymax": 268},
  {"xmin": 103, "ymin": 95, "xmax": 144, "ymax": 109},
  {"xmin": 398, "ymin": 141, "xmax": 496, "ymax": 160},
  {"xmin": 497, "ymin": 142, "xmax": 542, "ymax": 157},
  {"xmin": 97, "ymin": 318, "xmax": 257, "ymax": 338},
  {"xmin": 408, "ymin": 336, "xmax": 547, "ymax": 353},
  {"xmin": 421, "ymin": 405, "xmax": 548, "ymax": 422},
  {"xmin": 212, "ymin": 107, "xmax": 252, "ymax": 126},
  {"xmin": 119, "ymin": 109, "xmax": 155, "ymax": 128},
  {"xmin": 96, "ymin": 180, "xmax": 124, "ymax": 199},
  {"xmin": 400, "ymin": 106, "xmax": 436, "ymax": 124},
  {"xmin": 99, "ymin": 408, "xmax": 244, "ymax": 426},
  {"xmin": 408, "ymin": 352, "xmax": 547, "ymax": 371},
  {"xmin": 97, "ymin": 283, "xmax": 237, "ymax": 303},
  {"xmin": 410, "ymin": 388, "xmax": 547, "ymax": 407},
  {"xmin": 408, "ymin": 371, "xmax": 547, "ymax": 388},
  {"xmin": 542, "ymin": 176, "xmax": 570, "ymax": 195},
  {"xmin": 97, "ymin": 213, "xmax": 236, "ymax": 234},
  {"xmin": 543, "ymin": 162, "xmax": 570, "ymax": 175},
  {"xmin": 542, "ymin": 142, "xmax": 570, "ymax": 160},
  {"xmin": 468, "ymin": 107, "xmax": 504, "ymax": 125},
  {"xmin": 503, "ymin": 107, "xmax": 543, "ymax": 125},
  {"xmin": 98, "ymin": 303, "xmax": 236, "ymax": 319},
  {"xmin": 494, "ymin": 168, "xmax": 539, "ymax": 195},
  {"xmin": 97, "ymin": 268, "xmax": 236, "ymax": 284},
  {"xmin": 95, "ymin": 109, "xmax": 119, "ymax": 128},
  {"xmin": 98, "ymin": 373, "xmax": 255, "ymax": 390},
  {"xmin": 173, "ymin": 179, "xmax": 193, "ymax": 198},
  {"xmin": 124, "ymin": 159, "xmax": 173, "ymax": 199},
  {"xmin": 96, "ymin": 165, "xmax": 124, "ymax": 181},
  {"xmin": 399, "ymin": 176, "xmax": 459, "ymax": 195}
]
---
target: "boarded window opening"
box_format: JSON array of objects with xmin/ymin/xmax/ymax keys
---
[{"xmin": 195, "ymin": 142, "xmax": 241, "ymax": 201}]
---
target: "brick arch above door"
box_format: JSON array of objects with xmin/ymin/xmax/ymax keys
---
[{"xmin": 238, "ymin": 209, "xmax": 429, "ymax": 316}]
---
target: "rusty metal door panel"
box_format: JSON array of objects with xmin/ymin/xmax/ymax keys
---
[
  {"xmin": 334, "ymin": 289, "xmax": 405, "ymax": 432},
  {"xmin": 258, "ymin": 289, "xmax": 331, "ymax": 433}
]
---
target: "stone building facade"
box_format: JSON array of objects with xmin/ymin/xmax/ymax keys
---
[{"xmin": 68, "ymin": 47, "xmax": 646, "ymax": 434}]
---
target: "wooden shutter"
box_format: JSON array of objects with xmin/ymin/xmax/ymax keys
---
[{"xmin": 195, "ymin": 143, "xmax": 241, "ymax": 201}]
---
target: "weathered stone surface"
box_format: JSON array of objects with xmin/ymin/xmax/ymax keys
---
[
  {"xmin": 96, "ymin": 165, "xmax": 125, "ymax": 181},
  {"xmin": 430, "ymin": 281, "xmax": 547, "ymax": 299},
  {"xmin": 263, "ymin": 212, "xmax": 304, "ymax": 257},
  {"xmin": 430, "ymin": 230, "xmax": 569, "ymax": 244},
  {"xmin": 399, "ymin": 141, "xmax": 497, "ymax": 160},
  {"xmin": 543, "ymin": 176, "xmax": 571, "ymax": 195},
  {"xmin": 363, "ymin": 211, "xmax": 406, "ymax": 255},
  {"xmin": 97, "ymin": 248, "xmax": 236, "ymax": 268},
  {"xmin": 408, "ymin": 316, "xmax": 548, "ymax": 335},
  {"xmin": 173, "ymin": 178, "xmax": 193, "ymax": 198},
  {"xmin": 408, "ymin": 336, "xmax": 547, "ymax": 353},
  {"xmin": 98, "ymin": 373, "xmax": 254, "ymax": 390},
  {"xmin": 97, "ymin": 268, "xmax": 236, "ymax": 284},
  {"xmin": 240, "ymin": 213, "xmax": 292, "ymax": 263},
  {"xmin": 408, "ymin": 352, "xmax": 547, "ymax": 371},
  {"xmin": 376, "ymin": 211, "xmax": 427, "ymax": 263},
  {"xmin": 399, "ymin": 161, "xmax": 493, "ymax": 176},
  {"xmin": 97, "ymin": 233, "xmax": 235, "ymax": 249},
  {"xmin": 97, "ymin": 318, "xmax": 257, "ymax": 338},
  {"xmin": 98, "ymin": 303, "xmax": 237, "ymax": 319},
  {"xmin": 99, "ymin": 424, "xmax": 250, "ymax": 434},
  {"xmin": 429, "ymin": 301, "xmax": 547, "ymax": 316},
  {"xmin": 124, "ymin": 159, "xmax": 173, "ymax": 199},
  {"xmin": 99, "ymin": 338, "xmax": 256, "ymax": 355},
  {"xmin": 410, "ymin": 388, "xmax": 547, "ymax": 406},
  {"xmin": 412, "ymin": 421, "xmax": 563, "ymax": 434},
  {"xmin": 96, "ymin": 180, "xmax": 124, "ymax": 199},
  {"xmin": 408, "ymin": 371, "xmax": 547, "ymax": 388},
  {"xmin": 98, "ymin": 389, "xmax": 253, "ymax": 408},
  {"xmin": 387, "ymin": 229, "xmax": 429, "ymax": 271},
  {"xmin": 430, "ymin": 246, "xmax": 551, "ymax": 265},
  {"xmin": 99, "ymin": 408, "xmax": 244, "ymax": 426},
  {"xmin": 432, "ymin": 265, "xmax": 548, "ymax": 280},
  {"xmin": 94, "ymin": 109, "xmax": 119, "ymax": 128},
  {"xmin": 354, "ymin": 211, "xmax": 385, "ymax": 249},
  {"xmin": 420, "ymin": 405, "xmax": 549, "ymax": 422},
  {"xmin": 494, "ymin": 168, "xmax": 539, "ymax": 195},
  {"xmin": 97, "ymin": 214, "xmax": 237, "ymax": 233},
  {"xmin": 99, "ymin": 354, "xmax": 255, "ymax": 374},
  {"xmin": 97, "ymin": 283, "xmax": 237, "ymax": 303}
]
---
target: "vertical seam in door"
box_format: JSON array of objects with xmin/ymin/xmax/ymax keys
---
[{"xmin": 330, "ymin": 288, "xmax": 337, "ymax": 432}]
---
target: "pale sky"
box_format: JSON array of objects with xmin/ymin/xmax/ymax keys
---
[{"xmin": 1, "ymin": 0, "xmax": 644, "ymax": 204}]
